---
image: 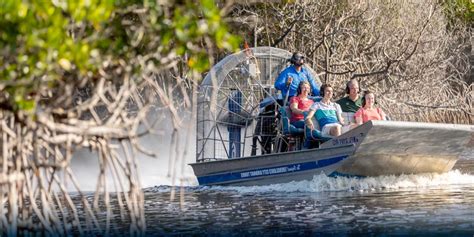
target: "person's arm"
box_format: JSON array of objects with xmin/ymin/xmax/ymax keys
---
[
  {"xmin": 337, "ymin": 113, "xmax": 345, "ymax": 125},
  {"xmin": 305, "ymin": 109, "xmax": 315, "ymax": 130},
  {"xmin": 290, "ymin": 101, "xmax": 302, "ymax": 114},
  {"xmin": 335, "ymin": 103, "xmax": 345, "ymax": 125},
  {"xmin": 378, "ymin": 108, "xmax": 387, "ymax": 120},
  {"xmin": 305, "ymin": 69, "xmax": 320, "ymax": 96},
  {"xmin": 354, "ymin": 109, "xmax": 363, "ymax": 125},
  {"xmin": 290, "ymin": 97, "xmax": 306, "ymax": 115},
  {"xmin": 274, "ymin": 69, "xmax": 290, "ymax": 91},
  {"xmin": 355, "ymin": 115, "xmax": 363, "ymax": 125}
]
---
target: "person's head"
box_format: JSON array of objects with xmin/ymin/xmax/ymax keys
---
[
  {"xmin": 297, "ymin": 81, "xmax": 311, "ymax": 96},
  {"xmin": 346, "ymin": 79, "xmax": 359, "ymax": 97},
  {"xmin": 319, "ymin": 84, "xmax": 334, "ymax": 99},
  {"xmin": 362, "ymin": 90, "xmax": 376, "ymax": 108},
  {"xmin": 290, "ymin": 52, "xmax": 305, "ymax": 67}
]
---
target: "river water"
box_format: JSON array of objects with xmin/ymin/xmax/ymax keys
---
[{"xmin": 142, "ymin": 165, "xmax": 474, "ymax": 236}]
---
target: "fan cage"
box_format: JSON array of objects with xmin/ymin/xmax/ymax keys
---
[{"xmin": 196, "ymin": 47, "xmax": 320, "ymax": 162}]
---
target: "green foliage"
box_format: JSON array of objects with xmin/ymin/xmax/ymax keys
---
[
  {"xmin": 0, "ymin": 0, "xmax": 115, "ymax": 112},
  {"xmin": 453, "ymin": 0, "xmax": 474, "ymax": 23},
  {"xmin": 442, "ymin": 0, "xmax": 474, "ymax": 28},
  {"xmin": 166, "ymin": 0, "xmax": 240, "ymax": 71},
  {"xmin": 0, "ymin": 0, "xmax": 240, "ymax": 113}
]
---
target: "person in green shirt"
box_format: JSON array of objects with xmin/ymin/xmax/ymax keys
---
[{"xmin": 336, "ymin": 79, "xmax": 362, "ymax": 124}]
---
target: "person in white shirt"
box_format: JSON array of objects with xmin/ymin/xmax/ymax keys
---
[{"xmin": 305, "ymin": 84, "xmax": 345, "ymax": 137}]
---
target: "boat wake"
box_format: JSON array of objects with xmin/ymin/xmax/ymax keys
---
[
  {"xmin": 220, "ymin": 169, "xmax": 474, "ymax": 193},
  {"xmin": 147, "ymin": 169, "xmax": 474, "ymax": 193}
]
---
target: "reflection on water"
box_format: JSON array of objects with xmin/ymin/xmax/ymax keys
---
[{"xmin": 144, "ymin": 170, "xmax": 474, "ymax": 236}]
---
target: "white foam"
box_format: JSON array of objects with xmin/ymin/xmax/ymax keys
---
[
  {"xmin": 142, "ymin": 174, "xmax": 198, "ymax": 188},
  {"xmin": 208, "ymin": 170, "xmax": 474, "ymax": 193}
]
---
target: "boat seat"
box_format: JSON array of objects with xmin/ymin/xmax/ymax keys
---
[
  {"xmin": 278, "ymin": 106, "xmax": 304, "ymax": 151},
  {"xmin": 341, "ymin": 112, "xmax": 356, "ymax": 124},
  {"xmin": 308, "ymin": 95, "xmax": 323, "ymax": 103},
  {"xmin": 279, "ymin": 107, "xmax": 304, "ymax": 136}
]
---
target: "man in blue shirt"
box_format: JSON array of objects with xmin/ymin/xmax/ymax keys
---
[{"xmin": 274, "ymin": 52, "xmax": 320, "ymax": 103}]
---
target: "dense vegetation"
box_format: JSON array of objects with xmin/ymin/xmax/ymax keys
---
[
  {"xmin": 227, "ymin": 0, "xmax": 472, "ymax": 123},
  {"xmin": 0, "ymin": 0, "xmax": 238, "ymax": 235}
]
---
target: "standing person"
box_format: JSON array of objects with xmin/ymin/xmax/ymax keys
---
[
  {"xmin": 305, "ymin": 84, "xmax": 345, "ymax": 137},
  {"xmin": 274, "ymin": 52, "xmax": 320, "ymax": 104},
  {"xmin": 354, "ymin": 90, "xmax": 387, "ymax": 125},
  {"xmin": 289, "ymin": 81, "xmax": 314, "ymax": 128},
  {"xmin": 336, "ymin": 79, "xmax": 362, "ymax": 124}
]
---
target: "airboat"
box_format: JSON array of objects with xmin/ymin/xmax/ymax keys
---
[{"xmin": 190, "ymin": 46, "xmax": 474, "ymax": 186}]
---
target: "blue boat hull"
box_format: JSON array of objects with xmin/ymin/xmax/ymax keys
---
[{"xmin": 190, "ymin": 145, "xmax": 355, "ymax": 186}]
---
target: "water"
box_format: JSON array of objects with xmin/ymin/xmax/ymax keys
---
[{"xmin": 143, "ymin": 170, "xmax": 474, "ymax": 236}]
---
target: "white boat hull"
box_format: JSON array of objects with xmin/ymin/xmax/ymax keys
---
[{"xmin": 320, "ymin": 120, "xmax": 474, "ymax": 177}]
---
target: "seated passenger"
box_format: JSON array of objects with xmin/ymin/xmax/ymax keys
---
[
  {"xmin": 354, "ymin": 90, "xmax": 387, "ymax": 125},
  {"xmin": 305, "ymin": 84, "xmax": 345, "ymax": 137},
  {"xmin": 336, "ymin": 79, "xmax": 362, "ymax": 124},
  {"xmin": 289, "ymin": 81, "xmax": 314, "ymax": 129}
]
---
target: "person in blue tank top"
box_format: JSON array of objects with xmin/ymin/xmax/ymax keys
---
[
  {"xmin": 305, "ymin": 84, "xmax": 345, "ymax": 137},
  {"xmin": 274, "ymin": 52, "xmax": 320, "ymax": 103}
]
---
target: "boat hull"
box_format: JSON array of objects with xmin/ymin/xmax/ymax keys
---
[
  {"xmin": 190, "ymin": 145, "xmax": 355, "ymax": 186},
  {"xmin": 321, "ymin": 120, "xmax": 474, "ymax": 177}
]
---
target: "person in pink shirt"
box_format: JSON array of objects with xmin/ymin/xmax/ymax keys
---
[
  {"xmin": 289, "ymin": 81, "xmax": 314, "ymax": 128},
  {"xmin": 354, "ymin": 90, "xmax": 387, "ymax": 125}
]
